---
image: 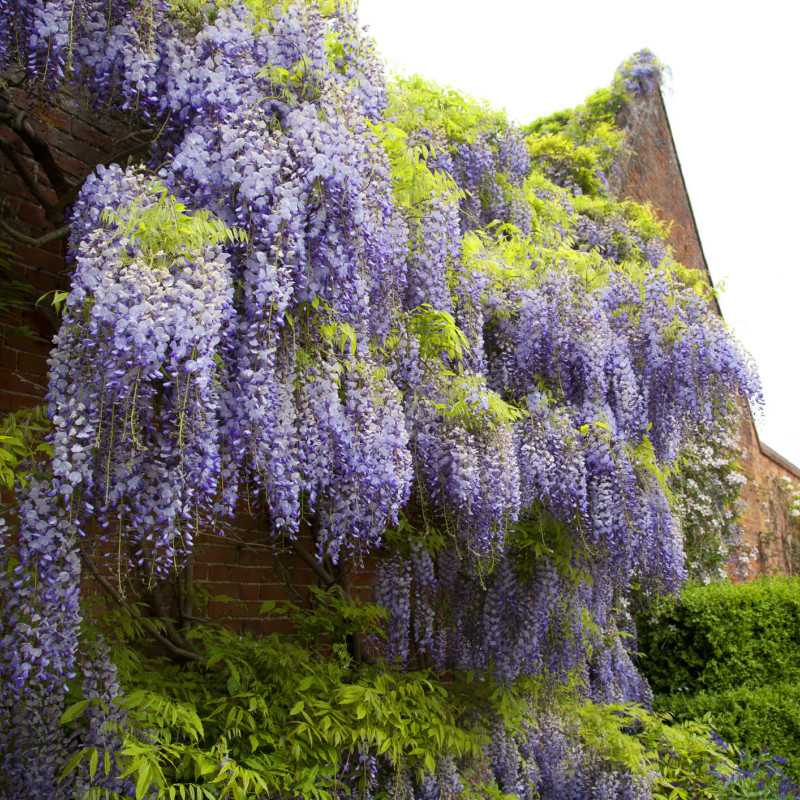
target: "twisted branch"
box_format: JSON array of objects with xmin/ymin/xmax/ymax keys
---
[
  {"xmin": 0, "ymin": 217, "xmax": 70, "ymax": 247},
  {"xmin": 0, "ymin": 92, "xmax": 153, "ymax": 248},
  {"xmin": 80, "ymin": 550, "xmax": 203, "ymax": 663},
  {"xmin": 290, "ymin": 537, "xmax": 336, "ymax": 587},
  {"xmin": 0, "ymin": 105, "xmax": 73, "ymax": 197}
]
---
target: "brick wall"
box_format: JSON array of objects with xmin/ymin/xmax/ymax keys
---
[{"xmin": 613, "ymin": 88, "xmax": 800, "ymax": 579}]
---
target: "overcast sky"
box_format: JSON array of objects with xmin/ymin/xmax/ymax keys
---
[{"xmin": 359, "ymin": 0, "xmax": 800, "ymax": 466}]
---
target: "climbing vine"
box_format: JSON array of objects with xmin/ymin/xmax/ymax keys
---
[
  {"xmin": 668, "ymin": 414, "xmax": 746, "ymax": 583},
  {"xmin": 0, "ymin": 4, "xmax": 761, "ymax": 799}
]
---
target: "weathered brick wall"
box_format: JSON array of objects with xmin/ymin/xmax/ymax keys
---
[
  {"xmin": 613, "ymin": 88, "xmax": 800, "ymax": 579},
  {"xmin": 735, "ymin": 416, "xmax": 800, "ymax": 579},
  {"xmin": 0, "ymin": 78, "xmax": 121, "ymax": 413}
]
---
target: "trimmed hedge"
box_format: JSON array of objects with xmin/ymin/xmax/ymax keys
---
[
  {"xmin": 637, "ymin": 577, "xmax": 800, "ymax": 695},
  {"xmin": 656, "ymin": 682, "xmax": 800, "ymax": 782}
]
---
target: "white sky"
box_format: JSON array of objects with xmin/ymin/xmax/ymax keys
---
[{"xmin": 359, "ymin": 0, "xmax": 800, "ymax": 466}]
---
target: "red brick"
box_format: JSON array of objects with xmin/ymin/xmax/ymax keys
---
[
  {"xmin": 239, "ymin": 583, "xmax": 261, "ymax": 602},
  {"xmin": 12, "ymin": 244, "xmax": 67, "ymax": 275},
  {"xmin": 32, "ymin": 105, "xmax": 73, "ymax": 134},
  {"xmin": 206, "ymin": 564, "xmax": 236, "ymax": 582},
  {"xmin": 0, "ymin": 170, "xmax": 42, "ymax": 202},
  {"xmin": 207, "ymin": 581, "xmax": 245, "ymax": 598},
  {"xmin": 16, "ymin": 350, "xmax": 47, "ymax": 376},
  {"xmin": 1, "ymin": 330, "xmax": 51, "ymax": 355},
  {"xmin": 0, "ymin": 347, "xmax": 18, "ymax": 370},
  {"xmin": 198, "ymin": 543, "xmax": 239, "ymax": 564},
  {"xmin": 51, "ymin": 151, "xmax": 87, "ymax": 179},
  {"xmin": 2, "ymin": 371, "xmax": 46, "ymax": 396},
  {"xmin": 258, "ymin": 582, "xmax": 292, "ymax": 602},
  {"xmin": 70, "ymin": 119, "xmax": 114, "ymax": 149},
  {"xmin": 14, "ymin": 199, "xmax": 47, "ymax": 228},
  {"xmin": 8, "ymin": 87, "xmax": 30, "ymax": 109}
]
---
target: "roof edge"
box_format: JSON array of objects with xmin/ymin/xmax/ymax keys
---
[{"xmin": 759, "ymin": 442, "xmax": 800, "ymax": 480}]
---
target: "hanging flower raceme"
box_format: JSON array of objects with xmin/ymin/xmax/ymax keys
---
[
  {"xmin": 602, "ymin": 270, "xmax": 761, "ymax": 461},
  {"xmin": 296, "ymin": 352, "xmax": 412, "ymax": 561},
  {"xmin": 49, "ymin": 167, "xmax": 237, "ymax": 575},
  {"xmin": 0, "ymin": 0, "xmax": 75, "ymax": 87},
  {"xmin": 404, "ymin": 194, "xmax": 461, "ymax": 314},
  {"xmin": 0, "ymin": 480, "xmax": 81, "ymax": 795},
  {"xmin": 408, "ymin": 379, "xmax": 522, "ymax": 559}
]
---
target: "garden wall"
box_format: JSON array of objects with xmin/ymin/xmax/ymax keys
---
[{"xmin": 1, "ymin": 72, "xmax": 797, "ymax": 611}]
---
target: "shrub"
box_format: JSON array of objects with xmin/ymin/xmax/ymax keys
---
[
  {"xmin": 657, "ymin": 683, "xmax": 800, "ymax": 784},
  {"xmin": 637, "ymin": 577, "xmax": 800, "ymax": 695}
]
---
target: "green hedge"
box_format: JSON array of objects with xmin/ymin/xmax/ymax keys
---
[
  {"xmin": 656, "ymin": 682, "xmax": 800, "ymax": 782},
  {"xmin": 637, "ymin": 577, "xmax": 800, "ymax": 695}
]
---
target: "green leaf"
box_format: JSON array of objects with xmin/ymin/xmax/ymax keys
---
[
  {"xmin": 60, "ymin": 699, "xmax": 90, "ymax": 725},
  {"xmin": 89, "ymin": 747, "xmax": 99, "ymax": 780},
  {"xmin": 59, "ymin": 748, "xmax": 87, "ymax": 780},
  {"xmin": 135, "ymin": 763, "xmax": 152, "ymax": 800},
  {"xmin": 259, "ymin": 600, "xmax": 277, "ymax": 614}
]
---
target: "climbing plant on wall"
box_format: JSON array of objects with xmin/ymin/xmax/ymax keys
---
[
  {"xmin": 668, "ymin": 415, "xmax": 746, "ymax": 583},
  {"xmin": 0, "ymin": 3, "xmax": 761, "ymax": 798}
]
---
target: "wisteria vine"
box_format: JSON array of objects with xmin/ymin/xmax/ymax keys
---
[{"xmin": 0, "ymin": 4, "xmax": 760, "ymax": 798}]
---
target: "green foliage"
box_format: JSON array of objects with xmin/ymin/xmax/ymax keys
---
[
  {"xmin": 461, "ymin": 223, "xmax": 541, "ymax": 289},
  {"xmin": 66, "ymin": 591, "xmax": 745, "ymax": 800},
  {"xmin": 169, "ymin": 0, "xmax": 351, "ymax": 30},
  {"xmin": 526, "ymin": 132, "xmax": 614, "ymax": 196},
  {"xmin": 636, "ymin": 577, "xmax": 800, "ymax": 695},
  {"xmin": 257, "ymin": 57, "xmax": 322, "ymax": 104},
  {"xmin": 572, "ymin": 194, "xmax": 668, "ymax": 242},
  {"xmin": 240, "ymin": 0, "xmax": 352, "ymax": 21},
  {"xmin": 0, "ymin": 405, "xmax": 52, "ymax": 490},
  {"xmin": 459, "ymin": 188, "xmax": 706, "ymax": 318},
  {"xmin": 573, "ymin": 702, "xmax": 735, "ymax": 799},
  {"xmin": 386, "ymin": 76, "xmax": 511, "ymax": 147},
  {"xmin": 657, "ymin": 683, "xmax": 800, "ymax": 783},
  {"xmin": 318, "ymin": 319, "xmax": 358, "ymax": 357},
  {"xmin": 433, "ymin": 374, "xmax": 526, "ymax": 431},
  {"xmin": 509, "ymin": 506, "xmax": 587, "ymax": 585},
  {"xmin": 628, "ymin": 434, "xmax": 673, "ymax": 503},
  {"xmin": 404, "ymin": 307, "xmax": 525, "ymax": 433},
  {"xmin": 374, "ymin": 121, "xmax": 463, "ymax": 216},
  {"xmin": 65, "ymin": 591, "xmax": 484, "ymax": 799},
  {"xmin": 638, "ymin": 578, "xmax": 800, "ymax": 786},
  {"xmin": 274, "ymin": 585, "xmax": 389, "ymax": 645},
  {"xmin": 522, "ymin": 80, "xmax": 626, "ymax": 197},
  {"xmin": 101, "ymin": 181, "xmax": 247, "ymax": 267},
  {"xmin": 407, "ymin": 304, "xmax": 469, "ymax": 364},
  {"xmin": 0, "ymin": 238, "xmax": 38, "ymax": 339},
  {"xmin": 522, "ymin": 173, "xmax": 574, "ymax": 248},
  {"xmin": 522, "ymin": 86, "xmax": 623, "ymax": 143}
]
